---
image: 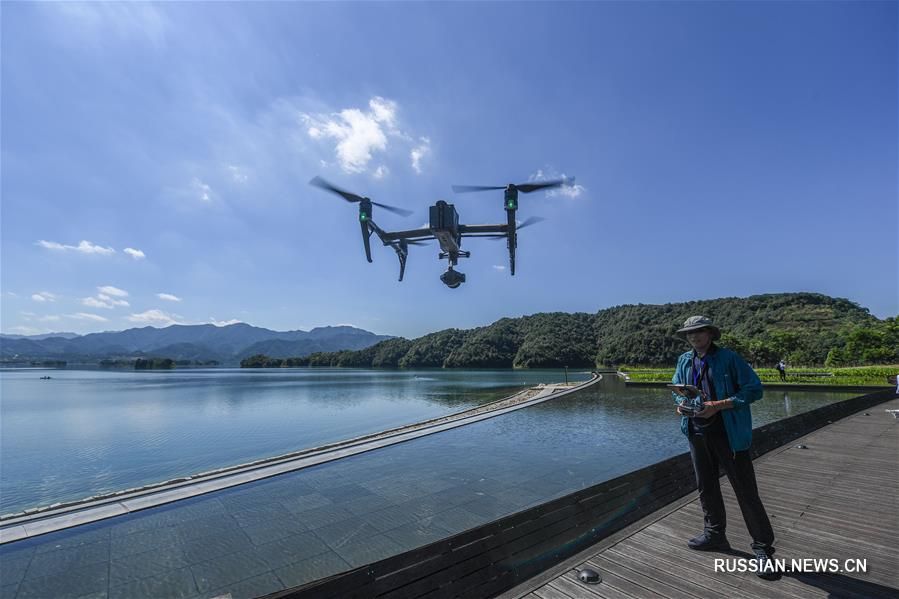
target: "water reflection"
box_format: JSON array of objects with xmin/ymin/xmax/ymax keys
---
[{"xmin": 0, "ymin": 368, "xmax": 589, "ymax": 513}]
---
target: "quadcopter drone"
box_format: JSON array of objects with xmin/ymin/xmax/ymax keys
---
[{"xmin": 309, "ymin": 175, "xmax": 573, "ymax": 288}]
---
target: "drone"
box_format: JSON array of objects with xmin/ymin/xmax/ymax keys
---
[{"xmin": 309, "ymin": 176, "xmax": 572, "ymax": 288}]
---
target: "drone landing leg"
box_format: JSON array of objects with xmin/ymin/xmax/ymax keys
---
[{"xmin": 361, "ymin": 222, "xmax": 373, "ymax": 263}]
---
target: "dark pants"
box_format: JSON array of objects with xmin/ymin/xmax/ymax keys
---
[
  {"xmin": 779, "ymin": 370, "xmax": 786, "ymax": 382},
  {"xmin": 688, "ymin": 422, "xmax": 775, "ymax": 552}
]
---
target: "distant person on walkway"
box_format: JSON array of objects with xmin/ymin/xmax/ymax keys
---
[
  {"xmin": 775, "ymin": 359, "xmax": 787, "ymax": 382},
  {"xmin": 671, "ymin": 315, "xmax": 778, "ymax": 579}
]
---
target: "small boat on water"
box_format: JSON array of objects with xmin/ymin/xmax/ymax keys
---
[{"xmin": 39, "ymin": 376, "xmax": 52, "ymax": 380}]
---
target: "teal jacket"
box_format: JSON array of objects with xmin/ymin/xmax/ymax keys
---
[{"xmin": 672, "ymin": 345, "xmax": 763, "ymax": 452}]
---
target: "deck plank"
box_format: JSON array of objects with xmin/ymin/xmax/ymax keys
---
[{"xmin": 507, "ymin": 397, "xmax": 899, "ymax": 599}]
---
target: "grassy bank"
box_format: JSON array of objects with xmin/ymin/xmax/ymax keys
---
[{"xmin": 619, "ymin": 365, "xmax": 897, "ymax": 387}]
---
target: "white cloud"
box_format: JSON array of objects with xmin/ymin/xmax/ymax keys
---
[
  {"xmin": 6, "ymin": 292, "xmax": 17, "ymax": 297},
  {"xmin": 124, "ymin": 247, "xmax": 146, "ymax": 260},
  {"xmin": 38, "ymin": 315, "xmax": 62, "ymax": 322},
  {"xmin": 9, "ymin": 325, "xmax": 41, "ymax": 335},
  {"xmin": 410, "ymin": 137, "xmax": 431, "ymax": 174},
  {"xmin": 550, "ymin": 182, "xmax": 585, "ymax": 199},
  {"xmin": 37, "ymin": 239, "xmax": 116, "ymax": 255},
  {"xmin": 82, "ymin": 286, "xmax": 129, "ymax": 309},
  {"xmin": 301, "ymin": 96, "xmax": 402, "ymax": 173},
  {"xmin": 373, "ymin": 165, "xmax": 389, "ymax": 179},
  {"xmin": 227, "ymin": 165, "xmax": 249, "ymax": 183},
  {"xmin": 98, "ymin": 286, "xmax": 129, "ymax": 297},
  {"xmin": 528, "ymin": 169, "xmax": 585, "ymax": 199},
  {"xmin": 82, "ymin": 297, "xmax": 110, "ymax": 309},
  {"xmin": 492, "ymin": 265, "xmax": 507, "ymax": 271},
  {"xmin": 128, "ymin": 309, "xmax": 183, "ymax": 326},
  {"xmin": 82, "ymin": 295, "xmax": 130, "ymax": 309},
  {"xmin": 191, "ymin": 177, "xmax": 214, "ymax": 202},
  {"xmin": 9, "ymin": 325, "xmax": 44, "ymax": 335},
  {"xmin": 210, "ymin": 318, "xmax": 242, "ymax": 327},
  {"xmin": 31, "ymin": 292, "xmax": 57, "ymax": 303},
  {"xmin": 69, "ymin": 312, "xmax": 109, "ymax": 322},
  {"xmin": 157, "ymin": 293, "xmax": 182, "ymax": 302}
]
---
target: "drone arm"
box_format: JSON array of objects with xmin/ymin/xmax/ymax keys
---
[
  {"xmin": 379, "ymin": 227, "xmax": 433, "ymax": 242},
  {"xmin": 360, "ymin": 222, "xmax": 373, "ymax": 263},
  {"xmin": 507, "ymin": 210, "xmax": 516, "ymax": 276},
  {"xmin": 388, "ymin": 242, "xmax": 408, "ymax": 281},
  {"xmin": 397, "ymin": 249, "xmax": 407, "ymax": 281},
  {"xmin": 368, "ymin": 221, "xmax": 391, "ymax": 244},
  {"xmin": 458, "ymin": 224, "xmax": 509, "ymax": 235}
]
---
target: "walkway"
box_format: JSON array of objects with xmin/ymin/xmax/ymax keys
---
[{"xmin": 503, "ymin": 398, "xmax": 899, "ymax": 599}]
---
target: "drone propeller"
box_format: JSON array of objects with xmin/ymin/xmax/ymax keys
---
[
  {"xmin": 309, "ymin": 176, "xmax": 413, "ymax": 217},
  {"xmin": 517, "ymin": 216, "xmax": 546, "ymax": 229},
  {"xmin": 487, "ymin": 216, "xmax": 546, "ymax": 239},
  {"xmin": 452, "ymin": 178, "xmax": 572, "ymax": 195},
  {"xmin": 406, "ymin": 240, "xmax": 430, "ymax": 246},
  {"xmin": 515, "ymin": 179, "xmax": 568, "ymax": 193},
  {"xmin": 451, "ymin": 184, "xmax": 506, "ymax": 193}
]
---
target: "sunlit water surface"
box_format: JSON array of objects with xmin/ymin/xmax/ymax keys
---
[{"xmin": 1, "ymin": 367, "xmax": 589, "ymax": 513}]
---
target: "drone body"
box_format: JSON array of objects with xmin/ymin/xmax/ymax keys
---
[{"xmin": 309, "ymin": 176, "xmax": 571, "ymax": 288}]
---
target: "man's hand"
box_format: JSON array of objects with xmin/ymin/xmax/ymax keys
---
[
  {"xmin": 676, "ymin": 403, "xmax": 699, "ymax": 416},
  {"xmin": 694, "ymin": 402, "xmax": 721, "ymax": 419},
  {"xmin": 670, "ymin": 385, "xmax": 702, "ymax": 399}
]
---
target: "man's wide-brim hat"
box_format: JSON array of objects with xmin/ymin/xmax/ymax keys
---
[{"xmin": 676, "ymin": 315, "xmax": 721, "ymax": 340}]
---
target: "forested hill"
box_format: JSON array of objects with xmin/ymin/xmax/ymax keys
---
[{"xmin": 272, "ymin": 293, "xmax": 895, "ymax": 369}]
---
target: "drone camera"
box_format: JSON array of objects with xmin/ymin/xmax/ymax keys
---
[{"xmin": 440, "ymin": 268, "xmax": 466, "ymax": 289}]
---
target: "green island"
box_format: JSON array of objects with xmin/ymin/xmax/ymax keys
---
[
  {"xmin": 240, "ymin": 293, "xmax": 897, "ymax": 385},
  {"xmin": 97, "ymin": 358, "xmax": 220, "ymax": 369}
]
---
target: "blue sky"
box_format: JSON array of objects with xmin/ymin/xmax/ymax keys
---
[{"xmin": 2, "ymin": 2, "xmax": 896, "ymax": 338}]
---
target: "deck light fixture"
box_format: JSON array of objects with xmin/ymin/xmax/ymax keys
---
[{"xmin": 579, "ymin": 568, "xmax": 602, "ymax": 584}]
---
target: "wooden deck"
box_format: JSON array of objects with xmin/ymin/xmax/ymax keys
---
[{"xmin": 502, "ymin": 398, "xmax": 899, "ymax": 599}]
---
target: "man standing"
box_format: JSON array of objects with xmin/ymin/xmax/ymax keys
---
[
  {"xmin": 776, "ymin": 359, "xmax": 787, "ymax": 382},
  {"xmin": 672, "ymin": 315, "xmax": 779, "ymax": 580}
]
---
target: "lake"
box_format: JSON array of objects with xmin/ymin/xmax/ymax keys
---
[
  {"xmin": 0, "ymin": 372, "xmax": 865, "ymax": 599},
  {"xmin": 0, "ymin": 367, "xmax": 590, "ymax": 514}
]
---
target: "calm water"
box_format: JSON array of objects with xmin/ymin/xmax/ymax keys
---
[
  {"xmin": 0, "ymin": 375, "xmax": 863, "ymax": 599},
  {"xmin": 0, "ymin": 367, "xmax": 589, "ymax": 514}
]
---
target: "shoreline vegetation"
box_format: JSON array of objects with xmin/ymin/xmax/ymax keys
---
[
  {"xmin": 619, "ymin": 365, "xmax": 896, "ymax": 387},
  {"xmin": 240, "ymin": 294, "xmax": 896, "ymax": 373}
]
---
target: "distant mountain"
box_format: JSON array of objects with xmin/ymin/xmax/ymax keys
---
[
  {"xmin": 0, "ymin": 323, "xmax": 392, "ymax": 365},
  {"xmin": 238, "ymin": 334, "xmax": 393, "ymax": 361},
  {"xmin": 0, "ymin": 332, "xmax": 81, "ymax": 340}
]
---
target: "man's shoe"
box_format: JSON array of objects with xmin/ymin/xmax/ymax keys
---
[
  {"xmin": 687, "ymin": 532, "xmax": 730, "ymax": 551},
  {"xmin": 754, "ymin": 548, "xmax": 781, "ymax": 580}
]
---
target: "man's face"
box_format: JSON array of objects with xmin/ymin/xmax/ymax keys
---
[{"xmin": 686, "ymin": 328, "xmax": 713, "ymax": 352}]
